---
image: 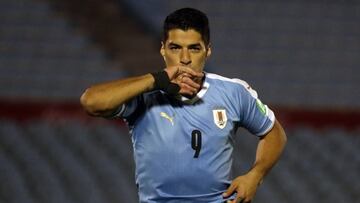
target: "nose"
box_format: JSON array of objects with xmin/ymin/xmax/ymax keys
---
[{"xmin": 180, "ymin": 49, "xmax": 191, "ymax": 66}]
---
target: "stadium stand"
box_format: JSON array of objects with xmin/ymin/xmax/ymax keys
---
[
  {"xmin": 1, "ymin": 120, "xmax": 359, "ymax": 203},
  {"xmin": 1, "ymin": 0, "xmax": 360, "ymax": 203},
  {"xmin": 0, "ymin": 0, "xmax": 126, "ymax": 100},
  {"xmin": 121, "ymin": 0, "xmax": 360, "ymax": 109}
]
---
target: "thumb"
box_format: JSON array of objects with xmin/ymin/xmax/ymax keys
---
[{"xmin": 223, "ymin": 183, "xmax": 236, "ymax": 198}]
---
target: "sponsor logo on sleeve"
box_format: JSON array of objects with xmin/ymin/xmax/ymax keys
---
[{"xmin": 256, "ymin": 99, "xmax": 267, "ymax": 116}]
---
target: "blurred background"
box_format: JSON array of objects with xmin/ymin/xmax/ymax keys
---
[{"xmin": 0, "ymin": 0, "xmax": 359, "ymax": 202}]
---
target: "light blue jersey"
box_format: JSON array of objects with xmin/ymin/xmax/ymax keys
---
[{"xmin": 114, "ymin": 72, "xmax": 275, "ymax": 203}]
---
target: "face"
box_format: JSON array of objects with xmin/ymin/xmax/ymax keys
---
[{"xmin": 161, "ymin": 29, "xmax": 211, "ymax": 73}]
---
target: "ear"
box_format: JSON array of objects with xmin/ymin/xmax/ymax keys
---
[
  {"xmin": 206, "ymin": 43, "xmax": 212, "ymax": 58},
  {"xmin": 160, "ymin": 42, "xmax": 165, "ymax": 57}
]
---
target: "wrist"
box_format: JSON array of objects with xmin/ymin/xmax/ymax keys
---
[
  {"xmin": 248, "ymin": 166, "xmax": 265, "ymax": 185},
  {"xmin": 151, "ymin": 71, "xmax": 170, "ymax": 90},
  {"xmin": 150, "ymin": 71, "xmax": 180, "ymax": 95}
]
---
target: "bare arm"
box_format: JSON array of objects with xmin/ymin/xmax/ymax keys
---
[
  {"xmin": 80, "ymin": 66, "xmax": 204, "ymax": 117},
  {"xmin": 251, "ymin": 119, "xmax": 287, "ymax": 180},
  {"xmin": 223, "ymin": 119, "xmax": 287, "ymax": 203},
  {"xmin": 80, "ymin": 73, "xmax": 155, "ymax": 117}
]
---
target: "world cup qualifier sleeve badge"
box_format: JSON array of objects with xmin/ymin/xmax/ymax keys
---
[{"xmin": 212, "ymin": 108, "xmax": 227, "ymax": 129}]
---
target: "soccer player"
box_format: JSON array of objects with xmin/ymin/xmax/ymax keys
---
[{"xmin": 80, "ymin": 8, "xmax": 287, "ymax": 203}]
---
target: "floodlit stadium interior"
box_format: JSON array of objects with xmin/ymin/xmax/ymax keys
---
[{"xmin": 1, "ymin": 0, "xmax": 359, "ymax": 202}]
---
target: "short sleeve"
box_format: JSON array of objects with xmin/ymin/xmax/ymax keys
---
[
  {"xmin": 107, "ymin": 94, "xmax": 145, "ymax": 123},
  {"xmin": 237, "ymin": 82, "xmax": 275, "ymax": 136}
]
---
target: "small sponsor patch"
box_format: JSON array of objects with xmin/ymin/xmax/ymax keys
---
[{"xmin": 256, "ymin": 99, "xmax": 267, "ymax": 116}]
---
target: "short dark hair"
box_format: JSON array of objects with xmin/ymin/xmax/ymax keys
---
[{"xmin": 162, "ymin": 8, "xmax": 210, "ymax": 46}]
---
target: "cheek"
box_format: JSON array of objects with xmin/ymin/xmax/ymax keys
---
[
  {"xmin": 194, "ymin": 55, "xmax": 207, "ymax": 65},
  {"xmin": 164, "ymin": 54, "xmax": 178, "ymax": 65},
  {"xmin": 194, "ymin": 55, "xmax": 208, "ymax": 71}
]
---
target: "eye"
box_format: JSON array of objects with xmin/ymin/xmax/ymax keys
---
[
  {"xmin": 170, "ymin": 46, "xmax": 180, "ymax": 50},
  {"xmin": 169, "ymin": 45, "xmax": 181, "ymax": 50},
  {"xmin": 190, "ymin": 47, "xmax": 201, "ymax": 52}
]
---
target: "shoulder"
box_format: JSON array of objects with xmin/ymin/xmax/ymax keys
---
[
  {"xmin": 206, "ymin": 72, "xmax": 251, "ymax": 89},
  {"xmin": 205, "ymin": 72, "xmax": 258, "ymax": 98}
]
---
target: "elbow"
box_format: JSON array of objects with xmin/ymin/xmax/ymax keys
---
[
  {"xmin": 279, "ymin": 122, "xmax": 287, "ymax": 144},
  {"xmin": 80, "ymin": 89, "xmax": 101, "ymax": 116},
  {"xmin": 282, "ymin": 130, "xmax": 287, "ymax": 145},
  {"xmin": 277, "ymin": 120, "xmax": 287, "ymax": 149}
]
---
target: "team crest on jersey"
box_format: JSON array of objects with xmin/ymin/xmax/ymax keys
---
[{"xmin": 212, "ymin": 108, "xmax": 227, "ymax": 129}]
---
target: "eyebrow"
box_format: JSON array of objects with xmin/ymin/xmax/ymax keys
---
[
  {"xmin": 168, "ymin": 42, "xmax": 181, "ymax": 47},
  {"xmin": 188, "ymin": 43, "xmax": 202, "ymax": 48},
  {"xmin": 168, "ymin": 42, "xmax": 202, "ymax": 48}
]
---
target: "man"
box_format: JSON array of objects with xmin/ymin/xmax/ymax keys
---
[{"xmin": 80, "ymin": 8, "xmax": 286, "ymax": 203}]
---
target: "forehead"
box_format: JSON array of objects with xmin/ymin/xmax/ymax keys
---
[{"xmin": 166, "ymin": 29, "xmax": 205, "ymax": 45}]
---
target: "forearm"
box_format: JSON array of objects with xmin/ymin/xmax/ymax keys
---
[
  {"xmin": 223, "ymin": 121, "xmax": 286, "ymax": 202},
  {"xmin": 250, "ymin": 120, "xmax": 287, "ymax": 181},
  {"xmin": 80, "ymin": 73, "xmax": 155, "ymax": 116}
]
